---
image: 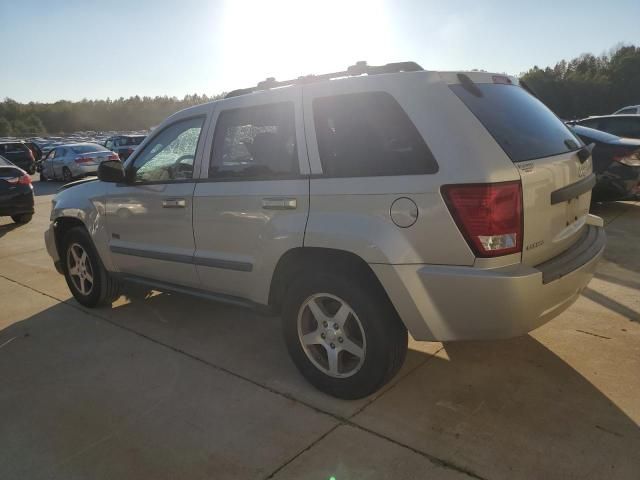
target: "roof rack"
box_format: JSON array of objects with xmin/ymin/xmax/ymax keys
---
[{"xmin": 225, "ymin": 61, "xmax": 423, "ymax": 98}]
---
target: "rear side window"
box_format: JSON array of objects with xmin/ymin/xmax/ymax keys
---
[
  {"xmin": 601, "ymin": 117, "xmax": 640, "ymax": 138},
  {"xmin": 450, "ymin": 83, "xmax": 581, "ymax": 162},
  {"xmin": 210, "ymin": 102, "xmax": 298, "ymax": 179},
  {"xmin": 313, "ymin": 92, "xmax": 437, "ymax": 177}
]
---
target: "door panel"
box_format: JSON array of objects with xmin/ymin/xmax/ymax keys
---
[
  {"xmin": 105, "ymin": 112, "xmax": 211, "ymax": 288},
  {"xmin": 106, "ymin": 182, "xmax": 199, "ymax": 287},
  {"xmin": 193, "ymin": 86, "xmax": 310, "ymax": 304}
]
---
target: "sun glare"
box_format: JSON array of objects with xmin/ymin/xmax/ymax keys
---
[{"xmin": 217, "ymin": 0, "xmax": 392, "ymax": 88}]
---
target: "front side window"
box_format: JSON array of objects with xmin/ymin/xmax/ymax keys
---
[
  {"xmin": 131, "ymin": 116, "xmax": 204, "ymax": 182},
  {"xmin": 312, "ymin": 92, "xmax": 438, "ymax": 177},
  {"xmin": 209, "ymin": 102, "xmax": 298, "ymax": 179}
]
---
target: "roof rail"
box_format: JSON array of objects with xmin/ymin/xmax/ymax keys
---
[{"xmin": 225, "ymin": 61, "xmax": 423, "ymax": 98}]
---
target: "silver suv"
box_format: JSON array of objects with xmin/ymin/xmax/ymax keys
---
[{"xmin": 45, "ymin": 62, "xmax": 605, "ymax": 399}]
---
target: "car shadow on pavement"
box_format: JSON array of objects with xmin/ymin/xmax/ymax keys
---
[
  {"xmin": 2, "ymin": 292, "xmax": 637, "ymax": 479},
  {"xmin": 0, "ymin": 222, "xmax": 20, "ymax": 238},
  {"xmin": 32, "ymin": 180, "xmax": 63, "ymax": 197}
]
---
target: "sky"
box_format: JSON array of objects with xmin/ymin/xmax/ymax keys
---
[{"xmin": 1, "ymin": 0, "xmax": 639, "ymax": 103}]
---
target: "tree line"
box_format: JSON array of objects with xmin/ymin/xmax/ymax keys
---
[
  {"xmin": 521, "ymin": 44, "xmax": 640, "ymax": 119},
  {"xmin": 1, "ymin": 44, "xmax": 639, "ymax": 136},
  {"xmin": 0, "ymin": 94, "xmax": 223, "ymax": 137}
]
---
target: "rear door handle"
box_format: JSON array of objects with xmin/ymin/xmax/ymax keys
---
[
  {"xmin": 162, "ymin": 198, "xmax": 186, "ymax": 208},
  {"xmin": 262, "ymin": 197, "xmax": 297, "ymax": 210}
]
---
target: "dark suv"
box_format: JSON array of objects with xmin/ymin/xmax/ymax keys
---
[
  {"xmin": 572, "ymin": 115, "xmax": 640, "ymax": 139},
  {"xmin": 0, "ymin": 142, "xmax": 36, "ymax": 174},
  {"xmin": 104, "ymin": 135, "xmax": 146, "ymax": 161}
]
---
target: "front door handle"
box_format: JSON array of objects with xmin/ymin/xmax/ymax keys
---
[
  {"xmin": 162, "ymin": 198, "xmax": 186, "ymax": 208},
  {"xmin": 262, "ymin": 197, "xmax": 297, "ymax": 210}
]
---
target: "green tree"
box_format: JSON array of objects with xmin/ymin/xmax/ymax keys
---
[
  {"xmin": 521, "ymin": 44, "xmax": 640, "ymax": 119},
  {"xmin": 11, "ymin": 120, "xmax": 28, "ymax": 136},
  {"xmin": 0, "ymin": 117, "xmax": 12, "ymax": 136},
  {"xmin": 24, "ymin": 114, "xmax": 47, "ymax": 135}
]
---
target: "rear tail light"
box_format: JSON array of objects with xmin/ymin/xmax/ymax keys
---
[
  {"xmin": 5, "ymin": 174, "xmax": 32, "ymax": 186},
  {"xmin": 26, "ymin": 149, "xmax": 35, "ymax": 161},
  {"xmin": 442, "ymin": 181, "xmax": 523, "ymax": 258},
  {"xmin": 108, "ymin": 154, "xmax": 120, "ymax": 161}
]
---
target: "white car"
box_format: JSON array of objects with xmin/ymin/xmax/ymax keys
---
[
  {"xmin": 40, "ymin": 143, "xmax": 119, "ymax": 182},
  {"xmin": 45, "ymin": 62, "xmax": 605, "ymax": 399}
]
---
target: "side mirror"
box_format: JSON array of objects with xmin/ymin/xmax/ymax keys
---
[{"xmin": 98, "ymin": 160, "xmax": 126, "ymax": 183}]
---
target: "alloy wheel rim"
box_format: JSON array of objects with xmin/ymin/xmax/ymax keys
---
[
  {"xmin": 297, "ymin": 293, "xmax": 366, "ymax": 378},
  {"xmin": 67, "ymin": 243, "xmax": 94, "ymax": 296}
]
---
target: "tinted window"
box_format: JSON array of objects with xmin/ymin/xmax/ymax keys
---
[
  {"xmin": 71, "ymin": 144, "xmax": 108, "ymax": 154},
  {"xmin": 122, "ymin": 136, "xmax": 145, "ymax": 146},
  {"xmin": 0, "ymin": 155, "xmax": 13, "ymax": 167},
  {"xmin": 578, "ymin": 118, "xmax": 601, "ymax": 130},
  {"xmin": 601, "ymin": 117, "xmax": 640, "ymax": 138},
  {"xmin": 210, "ymin": 102, "xmax": 298, "ymax": 179},
  {"xmin": 131, "ymin": 116, "xmax": 204, "ymax": 182},
  {"xmin": 313, "ymin": 92, "xmax": 437, "ymax": 177},
  {"xmin": 450, "ymin": 83, "xmax": 581, "ymax": 162}
]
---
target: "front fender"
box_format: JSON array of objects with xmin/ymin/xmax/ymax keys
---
[{"xmin": 50, "ymin": 181, "xmax": 116, "ymax": 272}]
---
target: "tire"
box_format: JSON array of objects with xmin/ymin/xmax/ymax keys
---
[
  {"xmin": 11, "ymin": 213, "xmax": 32, "ymax": 224},
  {"xmin": 62, "ymin": 167, "xmax": 73, "ymax": 183},
  {"xmin": 61, "ymin": 226, "xmax": 120, "ymax": 307},
  {"xmin": 282, "ymin": 270, "xmax": 407, "ymax": 399}
]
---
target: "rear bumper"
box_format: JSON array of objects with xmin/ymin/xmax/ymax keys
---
[
  {"xmin": 69, "ymin": 164, "xmax": 98, "ymax": 177},
  {"xmin": 372, "ymin": 223, "xmax": 606, "ymax": 341},
  {"xmin": 0, "ymin": 190, "xmax": 34, "ymax": 216}
]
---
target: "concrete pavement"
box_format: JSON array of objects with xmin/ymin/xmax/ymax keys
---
[{"xmin": 0, "ymin": 180, "xmax": 638, "ymax": 479}]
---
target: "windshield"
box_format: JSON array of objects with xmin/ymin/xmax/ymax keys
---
[{"xmin": 450, "ymin": 83, "xmax": 582, "ymax": 162}]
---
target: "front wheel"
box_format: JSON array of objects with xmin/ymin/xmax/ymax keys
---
[
  {"xmin": 282, "ymin": 271, "xmax": 407, "ymax": 399},
  {"xmin": 62, "ymin": 227, "xmax": 120, "ymax": 307}
]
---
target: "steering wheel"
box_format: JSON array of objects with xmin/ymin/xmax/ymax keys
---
[{"xmin": 169, "ymin": 154, "xmax": 194, "ymax": 179}]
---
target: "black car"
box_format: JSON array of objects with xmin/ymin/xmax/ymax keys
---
[
  {"xmin": 104, "ymin": 135, "xmax": 146, "ymax": 161},
  {"xmin": 0, "ymin": 141, "xmax": 36, "ymax": 174},
  {"xmin": 571, "ymin": 114, "xmax": 640, "ymax": 139},
  {"xmin": 0, "ymin": 155, "xmax": 34, "ymax": 224},
  {"xmin": 569, "ymin": 125, "xmax": 640, "ymax": 201}
]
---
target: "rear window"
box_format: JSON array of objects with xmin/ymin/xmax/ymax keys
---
[
  {"xmin": 122, "ymin": 136, "xmax": 145, "ymax": 146},
  {"xmin": 450, "ymin": 83, "xmax": 581, "ymax": 162},
  {"xmin": 71, "ymin": 144, "xmax": 108, "ymax": 154},
  {"xmin": 312, "ymin": 91, "xmax": 438, "ymax": 177}
]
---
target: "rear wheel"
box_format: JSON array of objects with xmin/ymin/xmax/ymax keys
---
[
  {"xmin": 62, "ymin": 167, "xmax": 73, "ymax": 183},
  {"xmin": 11, "ymin": 213, "xmax": 32, "ymax": 224},
  {"xmin": 62, "ymin": 227, "xmax": 120, "ymax": 307},
  {"xmin": 282, "ymin": 271, "xmax": 407, "ymax": 399}
]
